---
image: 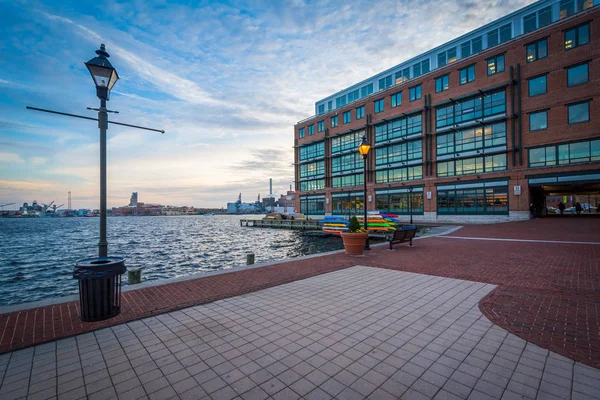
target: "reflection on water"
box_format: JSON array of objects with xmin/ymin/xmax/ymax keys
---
[{"xmin": 0, "ymin": 215, "xmax": 343, "ymax": 306}]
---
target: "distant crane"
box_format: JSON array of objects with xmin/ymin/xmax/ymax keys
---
[
  {"xmin": 0, "ymin": 203, "xmax": 15, "ymax": 210},
  {"xmin": 52, "ymin": 204, "xmax": 65, "ymax": 212}
]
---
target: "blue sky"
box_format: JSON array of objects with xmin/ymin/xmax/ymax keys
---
[{"xmin": 0, "ymin": 0, "xmax": 533, "ymax": 209}]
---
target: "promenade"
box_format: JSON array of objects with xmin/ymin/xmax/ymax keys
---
[{"xmin": 0, "ymin": 218, "xmax": 599, "ymax": 399}]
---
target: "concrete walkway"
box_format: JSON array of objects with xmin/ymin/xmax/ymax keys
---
[{"xmin": 1, "ymin": 267, "xmax": 598, "ymax": 400}]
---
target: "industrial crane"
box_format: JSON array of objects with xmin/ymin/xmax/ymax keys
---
[{"xmin": 0, "ymin": 203, "xmax": 15, "ymax": 210}]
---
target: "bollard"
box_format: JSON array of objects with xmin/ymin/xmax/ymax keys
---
[
  {"xmin": 128, "ymin": 269, "xmax": 141, "ymax": 285},
  {"xmin": 246, "ymin": 253, "xmax": 255, "ymax": 265},
  {"xmin": 309, "ymin": 245, "xmax": 317, "ymax": 255}
]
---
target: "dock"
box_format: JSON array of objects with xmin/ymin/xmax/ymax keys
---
[{"xmin": 240, "ymin": 218, "xmax": 321, "ymax": 230}]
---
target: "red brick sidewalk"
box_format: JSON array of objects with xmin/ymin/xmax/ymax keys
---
[{"xmin": 1, "ymin": 219, "xmax": 599, "ymax": 369}]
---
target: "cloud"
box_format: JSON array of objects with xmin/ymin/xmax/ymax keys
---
[
  {"xmin": 29, "ymin": 156, "xmax": 47, "ymax": 165},
  {"xmin": 0, "ymin": 152, "xmax": 25, "ymax": 163}
]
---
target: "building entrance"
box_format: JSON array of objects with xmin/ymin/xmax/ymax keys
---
[{"xmin": 530, "ymin": 181, "xmax": 600, "ymax": 216}]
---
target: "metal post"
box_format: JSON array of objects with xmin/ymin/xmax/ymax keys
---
[
  {"xmin": 363, "ymin": 154, "xmax": 370, "ymax": 250},
  {"xmin": 99, "ymin": 98, "xmax": 108, "ymax": 257},
  {"xmin": 409, "ymin": 188, "xmax": 413, "ymax": 225}
]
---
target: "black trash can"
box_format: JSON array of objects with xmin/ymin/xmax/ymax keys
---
[{"xmin": 73, "ymin": 257, "xmax": 126, "ymax": 322}]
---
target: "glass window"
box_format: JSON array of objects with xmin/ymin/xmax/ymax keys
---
[
  {"xmin": 331, "ymin": 153, "xmax": 363, "ymax": 174},
  {"xmin": 459, "ymin": 65, "xmax": 475, "ymax": 85},
  {"xmin": 560, "ymin": 0, "xmax": 575, "ymax": 19},
  {"xmin": 317, "ymin": 120, "xmax": 324, "ymax": 132},
  {"xmin": 299, "ymin": 128, "xmax": 304, "ymax": 139},
  {"xmin": 378, "ymin": 75, "xmax": 393, "ymax": 91},
  {"xmin": 487, "ymin": 54, "xmax": 504, "ymax": 75},
  {"xmin": 347, "ymin": 89, "xmax": 359, "ymax": 103},
  {"xmin": 413, "ymin": 63, "xmax": 421, "ymax": 78},
  {"xmin": 336, "ymin": 95, "xmax": 347, "ymax": 109},
  {"xmin": 565, "ymin": 23, "xmax": 590, "ymax": 50},
  {"xmin": 356, "ymin": 106, "xmax": 365, "ymax": 120},
  {"xmin": 568, "ymin": 101, "xmax": 590, "ymax": 124},
  {"xmin": 524, "ymin": 13, "xmax": 537, "ymax": 34},
  {"xmin": 409, "ymin": 85, "xmax": 422, "ymax": 102},
  {"xmin": 331, "ymin": 115, "xmax": 338, "ymax": 128},
  {"xmin": 500, "ymin": 24, "xmax": 511, "ymax": 43},
  {"xmin": 391, "ymin": 92, "xmax": 402, "ymax": 108},
  {"xmin": 447, "ymin": 47, "xmax": 457, "ymax": 64},
  {"xmin": 422, "ymin": 59, "xmax": 430, "ymax": 74},
  {"xmin": 567, "ymin": 63, "xmax": 589, "ymax": 87},
  {"xmin": 528, "ymin": 75, "xmax": 547, "ymax": 97},
  {"xmin": 308, "ymin": 125, "xmax": 314, "ymax": 135},
  {"xmin": 361, "ymin": 83, "xmax": 374, "ymax": 98},
  {"xmin": 300, "ymin": 161, "xmax": 324, "ymax": 179},
  {"xmin": 374, "ymin": 98, "xmax": 384, "ymax": 113},
  {"xmin": 487, "ymin": 29, "xmax": 499, "ymax": 48},
  {"xmin": 437, "ymin": 184, "xmax": 508, "ymax": 215},
  {"xmin": 331, "ymin": 130, "xmax": 364, "ymax": 154},
  {"xmin": 436, "ymin": 75, "xmax": 449, "ymax": 93},
  {"xmin": 529, "ymin": 111, "xmax": 548, "ymax": 131},
  {"xmin": 539, "ymin": 6, "xmax": 552, "ymax": 27},
  {"xmin": 472, "ymin": 36, "xmax": 482, "ymax": 54},
  {"xmin": 299, "ymin": 141, "xmax": 324, "ymax": 161},
  {"xmin": 526, "ymin": 39, "xmax": 547, "ymax": 63},
  {"xmin": 299, "ymin": 196, "xmax": 325, "ymax": 215},
  {"xmin": 529, "ymin": 146, "xmax": 555, "ymax": 167},
  {"xmin": 318, "ymin": 104, "xmax": 325, "ymax": 115},
  {"xmin": 461, "ymin": 41, "xmax": 471, "ymax": 58},
  {"xmin": 343, "ymin": 111, "xmax": 351, "ymax": 124}
]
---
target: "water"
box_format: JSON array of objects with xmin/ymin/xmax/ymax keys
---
[{"xmin": 0, "ymin": 215, "xmax": 344, "ymax": 306}]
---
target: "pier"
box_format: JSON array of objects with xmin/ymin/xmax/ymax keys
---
[{"xmin": 240, "ymin": 218, "xmax": 321, "ymax": 230}]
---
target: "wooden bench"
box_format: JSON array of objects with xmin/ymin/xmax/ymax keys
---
[{"xmin": 388, "ymin": 228, "xmax": 417, "ymax": 249}]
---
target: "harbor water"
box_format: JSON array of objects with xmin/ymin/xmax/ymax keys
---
[{"xmin": 0, "ymin": 215, "xmax": 344, "ymax": 307}]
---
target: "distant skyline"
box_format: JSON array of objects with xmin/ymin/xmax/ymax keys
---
[{"xmin": 0, "ymin": 0, "xmax": 534, "ymax": 209}]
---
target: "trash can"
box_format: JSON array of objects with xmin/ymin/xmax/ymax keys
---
[{"xmin": 73, "ymin": 257, "xmax": 126, "ymax": 322}]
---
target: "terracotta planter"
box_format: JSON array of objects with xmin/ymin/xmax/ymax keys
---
[{"xmin": 341, "ymin": 232, "xmax": 368, "ymax": 255}]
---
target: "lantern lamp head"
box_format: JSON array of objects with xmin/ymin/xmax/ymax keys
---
[
  {"xmin": 85, "ymin": 44, "xmax": 119, "ymax": 100},
  {"xmin": 358, "ymin": 135, "xmax": 371, "ymax": 157}
]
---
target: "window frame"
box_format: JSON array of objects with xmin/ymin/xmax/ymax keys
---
[
  {"xmin": 564, "ymin": 22, "xmax": 590, "ymax": 51},
  {"xmin": 307, "ymin": 124, "xmax": 314, "ymax": 136},
  {"xmin": 299, "ymin": 127, "xmax": 304, "ymax": 139},
  {"xmin": 567, "ymin": 100, "xmax": 590, "ymax": 125},
  {"xmin": 528, "ymin": 74, "xmax": 547, "ymax": 97},
  {"xmin": 525, "ymin": 38, "xmax": 548, "ymax": 63},
  {"xmin": 317, "ymin": 120, "xmax": 324, "ymax": 132},
  {"xmin": 528, "ymin": 109, "xmax": 548, "ymax": 132},
  {"xmin": 409, "ymin": 85, "xmax": 422, "ymax": 102},
  {"xmin": 459, "ymin": 64, "xmax": 476, "ymax": 85},
  {"xmin": 331, "ymin": 115, "xmax": 339, "ymax": 128},
  {"xmin": 487, "ymin": 54, "xmax": 505, "ymax": 76},
  {"xmin": 356, "ymin": 106, "xmax": 365, "ymax": 120},
  {"xmin": 391, "ymin": 92, "xmax": 402, "ymax": 108},
  {"xmin": 566, "ymin": 61, "xmax": 589, "ymax": 87},
  {"xmin": 435, "ymin": 74, "xmax": 449, "ymax": 93},
  {"xmin": 374, "ymin": 98, "xmax": 385, "ymax": 114}
]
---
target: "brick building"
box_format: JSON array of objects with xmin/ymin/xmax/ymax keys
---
[{"xmin": 294, "ymin": 0, "xmax": 599, "ymax": 222}]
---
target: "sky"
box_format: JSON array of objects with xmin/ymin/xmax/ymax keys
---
[{"xmin": 0, "ymin": 0, "xmax": 535, "ymax": 209}]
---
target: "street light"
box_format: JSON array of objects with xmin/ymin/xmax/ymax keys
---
[
  {"xmin": 85, "ymin": 44, "xmax": 118, "ymax": 258},
  {"xmin": 358, "ymin": 135, "xmax": 371, "ymax": 250},
  {"xmin": 409, "ymin": 187, "xmax": 414, "ymax": 225}
]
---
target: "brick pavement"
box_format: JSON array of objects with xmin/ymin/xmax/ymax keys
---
[
  {"xmin": 1, "ymin": 267, "xmax": 599, "ymax": 400},
  {"xmin": 0, "ymin": 218, "xmax": 599, "ymax": 371}
]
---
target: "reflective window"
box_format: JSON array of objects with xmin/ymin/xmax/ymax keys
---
[
  {"xmin": 459, "ymin": 65, "xmax": 475, "ymax": 85},
  {"xmin": 331, "ymin": 153, "xmax": 363, "ymax": 175},
  {"xmin": 332, "ymin": 174, "xmax": 364, "ymax": 189},
  {"xmin": 331, "ymin": 194, "xmax": 364, "ymax": 216},
  {"xmin": 396, "ymin": 68, "xmax": 410, "ymax": 84},
  {"xmin": 375, "ymin": 165, "xmax": 423, "ymax": 184},
  {"xmin": 299, "ymin": 128, "xmax": 304, "ymax": 139},
  {"xmin": 529, "ymin": 110, "xmax": 548, "ymax": 131},
  {"xmin": 336, "ymin": 95, "xmax": 347, "ymax": 109},
  {"xmin": 567, "ymin": 63, "xmax": 589, "ymax": 87},
  {"xmin": 317, "ymin": 120, "xmax": 324, "ymax": 132},
  {"xmin": 308, "ymin": 125, "xmax": 314, "ymax": 136},
  {"xmin": 361, "ymin": 83, "xmax": 374, "ymax": 98},
  {"xmin": 391, "ymin": 92, "xmax": 402, "ymax": 108},
  {"xmin": 375, "ymin": 114, "xmax": 422, "ymax": 143},
  {"xmin": 437, "ymin": 154, "xmax": 507, "ymax": 177},
  {"xmin": 347, "ymin": 89, "xmax": 359, "ymax": 103},
  {"xmin": 375, "ymin": 140, "xmax": 422, "ymax": 165},
  {"xmin": 437, "ymin": 122, "xmax": 506, "ymax": 156},
  {"xmin": 472, "ymin": 36, "xmax": 482, "ymax": 54},
  {"xmin": 528, "ymin": 75, "xmax": 547, "ymax": 97},
  {"xmin": 378, "ymin": 75, "xmax": 393, "ymax": 91},
  {"xmin": 568, "ymin": 101, "xmax": 590, "ymax": 124},
  {"xmin": 376, "ymin": 190, "xmax": 424, "ymax": 215},
  {"xmin": 487, "ymin": 54, "xmax": 504, "ymax": 75},
  {"xmin": 409, "ymin": 85, "xmax": 422, "ymax": 102},
  {"xmin": 437, "ymin": 47, "xmax": 457, "ymax": 67},
  {"xmin": 343, "ymin": 111, "xmax": 351, "ymax": 124},
  {"xmin": 436, "ymin": 74, "xmax": 449, "ymax": 93},
  {"xmin": 300, "ymin": 161, "xmax": 324, "ymax": 179},
  {"xmin": 564, "ymin": 23, "xmax": 589, "ymax": 50},
  {"xmin": 461, "ymin": 41, "xmax": 471, "ymax": 58},
  {"xmin": 526, "ymin": 39, "xmax": 547, "ymax": 63},
  {"xmin": 539, "ymin": 6, "xmax": 552, "ymax": 27},
  {"xmin": 374, "ymin": 98, "xmax": 384, "ymax": 113},
  {"xmin": 437, "ymin": 184, "xmax": 508, "ymax": 215},
  {"xmin": 499, "ymin": 23, "xmax": 511, "ymax": 43},
  {"xmin": 487, "ymin": 29, "xmax": 499, "ymax": 48},
  {"xmin": 331, "ymin": 115, "xmax": 338, "ymax": 128},
  {"xmin": 435, "ymin": 91, "xmax": 506, "ymax": 129},
  {"xmin": 356, "ymin": 106, "xmax": 365, "ymax": 120},
  {"xmin": 524, "ymin": 13, "xmax": 537, "ymax": 34},
  {"xmin": 299, "ymin": 195, "xmax": 325, "ymax": 214},
  {"xmin": 299, "ymin": 141, "xmax": 324, "ymax": 161},
  {"xmin": 318, "ymin": 104, "xmax": 325, "ymax": 115},
  {"xmin": 331, "ymin": 131, "xmax": 365, "ymax": 154},
  {"xmin": 529, "ymin": 146, "xmax": 556, "ymax": 167},
  {"xmin": 529, "ymin": 138, "xmax": 600, "ymax": 167},
  {"xmin": 560, "ymin": 0, "xmax": 575, "ymax": 19}
]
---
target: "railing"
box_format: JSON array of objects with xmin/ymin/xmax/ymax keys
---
[{"xmin": 240, "ymin": 219, "xmax": 321, "ymax": 230}]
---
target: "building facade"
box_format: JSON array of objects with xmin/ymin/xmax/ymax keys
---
[{"xmin": 294, "ymin": 0, "xmax": 600, "ymax": 222}]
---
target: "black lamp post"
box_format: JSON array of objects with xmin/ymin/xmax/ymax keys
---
[
  {"xmin": 409, "ymin": 187, "xmax": 414, "ymax": 225},
  {"xmin": 358, "ymin": 135, "xmax": 371, "ymax": 250},
  {"xmin": 85, "ymin": 44, "xmax": 119, "ymax": 258}
]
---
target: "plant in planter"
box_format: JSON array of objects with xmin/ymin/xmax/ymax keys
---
[{"xmin": 340, "ymin": 215, "xmax": 368, "ymax": 255}]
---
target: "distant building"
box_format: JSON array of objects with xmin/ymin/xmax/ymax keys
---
[{"xmin": 129, "ymin": 192, "xmax": 138, "ymax": 207}]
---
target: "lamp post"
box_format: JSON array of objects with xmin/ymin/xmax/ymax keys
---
[
  {"xmin": 358, "ymin": 135, "xmax": 371, "ymax": 250},
  {"xmin": 409, "ymin": 187, "xmax": 414, "ymax": 225},
  {"xmin": 85, "ymin": 44, "xmax": 119, "ymax": 258}
]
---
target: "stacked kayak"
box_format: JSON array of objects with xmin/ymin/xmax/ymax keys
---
[
  {"xmin": 322, "ymin": 216, "xmax": 349, "ymax": 235},
  {"xmin": 381, "ymin": 213, "xmax": 400, "ymax": 224},
  {"xmin": 356, "ymin": 212, "xmax": 396, "ymax": 231}
]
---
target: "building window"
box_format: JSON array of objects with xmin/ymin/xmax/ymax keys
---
[
  {"xmin": 437, "ymin": 47, "xmax": 457, "ymax": 67},
  {"xmin": 413, "ymin": 60, "xmax": 430, "ymax": 77},
  {"xmin": 487, "ymin": 29, "xmax": 499, "ymax": 48},
  {"xmin": 356, "ymin": 106, "xmax": 365, "ymax": 120},
  {"xmin": 318, "ymin": 104, "xmax": 325, "ymax": 115},
  {"xmin": 317, "ymin": 120, "xmax": 324, "ymax": 132},
  {"xmin": 327, "ymin": 101, "xmax": 332, "ymax": 110},
  {"xmin": 437, "ymin": 182, "xmax": 508, "ymax": 215},
  {"xmin": 375, "ymin": 140, "xmax": 422, "ymax": 166},
  {"xmin": 299, "ymin": 141, "xmax": 325, "ymax": 161},
  {"xmin": 461, "ymin": 41, "xmax": 471, "ymax": 58},
  {"xmin": 376, "ymin": 188, "xmax": 424, "ymax": 215},
  {"xmin": 308, "ymin": 125, "xmax": 314, "ymax": 135},
  {"xmin": 568, "ymin": 101, "xmax": 590, "ymax": 124},
  {"xmin": 499, "ymin": 23, "xmax": 512, "ymax": 43},
  {"xmin": 361, "ymin": 83, "xmax": 374, "ymax": 98},
  {"xmin": 529, "ymin": 139, "xmax": 600, "ymax": 167},
  {"xmin": 332, "ymin": 130, "xmax": 365, "ymax": 154},
  {"xmin": 487, "ymin": 54, "xmax": 505, "ymax": 75},
  {"xmin": 299, "ymin": 195, "xmax": 325, "ymax": 215},
  {"xmin": 391, "ymin": 92, "xmax": 402, "ymax": 108},
  {"xmin": 528, "ymin": 75, "xmax": 547, "ymax": 97},
  {"xmin": 332, "ymin": 174, "xmax": 364, "ymax": 189},
  {"xmin": 459, "ymin": 65, "xmax": 475, "ymax": 85},
  {"xmin": 560, "ymin": 0, "xmax": 575, "ymax": 19},
  {"xmin": 529, "ymin": 146, "xmax": 556, "ymax": 167},
  {"xmin": 564, "ymin": 23, "xmax": 590, "ymax": 50},
  {"xmin": 331, "ymin": 153, "xmax": 364, "ymax": 175},
  {"xmin": 336, "ymin": 95, "xmax": 347, "ymax": 109},
  {"xmin": 375, "ymin": 114, "xmax": 422, "ymax": 143},
  {"xmin": 378, "ymin": 75, "xmax": 393, "ymax": 91},
  {"xmin": 435, "ymin": 75, "xmax": 449, "ymax": 93},
  {"xmin": 300, "ymin": 161, "xmax": 324, "ymax": 180},
  {"xmin": 436, "ymin": 90, "xmax": 506, "ymax": 129},
  {"xmin": 395, "ymin": 68, "xmax": 410, "ymax": 84},
  {"xmin": 299, "ymin": 128, "xmax": 304, "ymax": 138},
  {"xmin": 331, "ymin": 115, "xmax": 338, "ymax": 128},
  {"xmin": 331, "ymin": 193, "xmax": 365, "ymax": 216},
  {"xmin": 526, "ymin": 39, "xmax": 548, "ymax": 63},
  {"xmin": 567, "ymin": 62, "xmax": 589, "ymax": 87},
  {"xmin": 343, "ymin": 111, "xmax": 351, "ymax": 124},
  {"xmin": 529, "ymin": 110, "xmax": 548, "ymax": 131},
  {"xmin": 524, "ymin": 13, "xmax": 537, "ymax": 34},
  {"xmin": 347, "ymin": 89, "xmax": 359, "ymax": 103},
  {"xmin": 374, "ymin": 98, "xmax": 384, "ymax": 113},
  {"xmin": 409, "ymin": 85, "xmax": 422, "ymax": 102},
  {"xmin": 436, "ymin": 122, "xmax": 507, "ymax": 157},
  {"xmin": 375, "ymin": 165, "xmax": 423, "ymax": 184},
  {"xmin": 539, "ymin": 6, "xmax": 552, "ymax": 27}
]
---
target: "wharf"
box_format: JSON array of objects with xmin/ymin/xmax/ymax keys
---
[{"xmin": 240, "ymin": 218, "xmax": 321, "ymax": 230}]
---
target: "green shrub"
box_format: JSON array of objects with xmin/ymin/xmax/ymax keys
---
[{"xmin": 348, "ymin": 215, "xmax": 362, "ymax": 232}]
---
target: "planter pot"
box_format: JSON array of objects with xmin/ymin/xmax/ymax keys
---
[{"xmin": 341, "ymin": 232, "xmax": 368, "ymax": 255}]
